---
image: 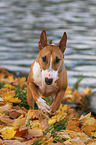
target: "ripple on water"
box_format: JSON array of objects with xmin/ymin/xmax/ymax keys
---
[{"xmin": 0, "ymin": 0, "xmax": 96, "ymax": 91}]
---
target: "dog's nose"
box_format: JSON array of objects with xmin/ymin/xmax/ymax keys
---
[{"xmin": 45, "ymin": 77, "xmax": 53, "ymax": 85}]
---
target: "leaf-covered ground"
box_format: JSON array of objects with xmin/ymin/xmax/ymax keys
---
[{"xmin": 0, "ymin": 68, "xmax": 96, "ymax": 145}]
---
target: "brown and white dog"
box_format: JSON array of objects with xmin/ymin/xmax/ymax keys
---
[{"xmin": 27, "ymin": 30, "xmax": 67, "ymax": 115}]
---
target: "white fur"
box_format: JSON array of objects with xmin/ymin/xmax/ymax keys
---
[
  {"xmin": 42, "ymin": 69, "xmax": 58, "ymax": 85},
  {"xmin": 42, "ymin": 54, "xmax": 59, "ymax": 85},
  {"xmin": 33, "ymin": 61, "xmax": 45, "ymax": 93},
  {"xmin": 33, "ymin": 61, "xmax": 42, "ymax": 86},
  {"xmin": 33, "ymin": 60, "xmax": 59, "ymax": 113},
  {"xmin": 33, "ymin": 61, "xmax": 59, "ymax": 94},
  {"xmin": 49, "ymin": 55, "xmax": 52, "ymax": 70},
  {"xmin": 36, "ymin": 96, "xmax": 50, "ymax": 113}
]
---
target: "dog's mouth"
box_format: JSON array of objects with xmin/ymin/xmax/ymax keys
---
[
  {"xmin": 42, "ymin": 69, "xmax": 59, "ymax": 86},
  {"xmin": 45, "ymin": 77, "xmax": 53, "ymax": 85}
]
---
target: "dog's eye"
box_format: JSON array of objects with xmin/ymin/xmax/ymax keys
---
[
  {"xmin": 56, "ymin": 56, "xmax": 60, "ymax": 63},
  {"xmin": 42, "ymin": 56, "xmax": 46, "ymax": 62}
]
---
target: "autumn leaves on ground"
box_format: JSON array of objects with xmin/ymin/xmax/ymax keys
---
[{"xmin": 0, "ymin": 68, "xmax": 96, "ymax": 145}]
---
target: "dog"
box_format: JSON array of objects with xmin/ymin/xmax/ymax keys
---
[{"xmin": 27, "ymin": 30, "xmax": 67, "ymax": 115}]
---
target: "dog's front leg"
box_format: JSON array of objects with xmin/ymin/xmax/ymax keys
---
[
  {"xmin": 28, "ymin": 82, "xmax": 50, "ymax": 113},
  {"xmin": 27, "ymin": 85, "xmax": 35, "ymax": 109},
  {"xmin": 50, "ymin": 89, "xmax": 65, "ymax": 114}
]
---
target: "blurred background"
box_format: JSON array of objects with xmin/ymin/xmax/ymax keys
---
[{"xmin": 0, "ymin": 0, "xmax": 96, "ymax": 92}]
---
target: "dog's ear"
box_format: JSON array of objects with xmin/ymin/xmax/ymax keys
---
[
  {"xmin": 57, "ymin": 32, "xmax": 67, "ymax": 53},
  {"xmin": 38, "ymin": 29, "xmax": 47, "ymax": 50}
]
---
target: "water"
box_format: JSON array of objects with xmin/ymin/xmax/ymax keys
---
[{"xmin": 0, "ymin": 0, "xmax": 96, "ymax": 92}]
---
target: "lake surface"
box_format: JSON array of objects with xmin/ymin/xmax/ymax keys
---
[{"xmin": 0, "ymin": 0, "xmax": 96, "ymax": 92}]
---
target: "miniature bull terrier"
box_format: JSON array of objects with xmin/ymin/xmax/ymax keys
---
[{"xmin": 27, "ymin": 30, "xmax": 67, "ymax": 115}]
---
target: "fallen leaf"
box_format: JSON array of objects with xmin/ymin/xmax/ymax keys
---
[
  {"xmin": 48, "ymin": 143, "xmax": 63, "ymax": 145},
  {"xmin": 57, "ymin": 130, "xmax": 89, "ymax": 144},
  {"xmin": 40, "ymin": 119, "xmax": 48, "ymax": 130},
  {"xmin": 66, "ymin": 120, "xmax": 81, "ymax": 132},
  {"xmin": 81, "ymin": 124, "xmax": 96, "ymax": 136},
  {"xmin": 15, "ymin": 125, "xmax": 28, "ymax": 137},
  {"xmin": 63, "ymin": 138, "xmax": 71, "ymax": 144},
  {"xmin": 25, "ymin": 109, "xmax": 38, "ymax": 123},
  {"xmin": 0, "ymin": 97, "xmax": 4, "ymax": 102},
  {"xmin": 15, "ymin": 77, "xmax": 26, "ymax": 88},
  {"xmin": 91, "ymin": 131, "xmax": 96, "ymax": 137},
  {"xmin": 9, "ymin": 110, "xmax": 21, "ymax": 119},
  {"xmin": 64, "ymin": 88, "xmax": 75, "ymax": 101},
  {"xmin": 71, "ymin": 137, "xmax": 85, "ymax": 145},
  {"xmin": 82, "ymin": 87, "xmax": 92, "ymax": 96},
  {"xmin": 0, "ymin": 68, "xmax": 96, "ymax": 145},
  {"xmin": 0, "ymin": 127, "xmax": 16, "ymax": 139},
  {"xmin": 3, "ymin": 139, "xmax": 26, "ymax": 145},
  {"xmin": 0, "ymin": 115, "xmax": 14, "ymax": 126},
  {"xmin": 79, "ymin": 112, "xmax": 96, "ymax": 126},
  {"xmin": 13, "ymin": 115, "xmax": 25, "ymax": 128},
  {"xmin": 48, "ymin": 116, "xmax": 57, "ymax": 125},
  {"xmin": 88, "ymin": 142, "xmax": 96, "ymax": 145},
  {"xmin": 0, "ymin": 139, "xmax": 3, "ymax": 145},
  {"xmin": 4, "ymin": 84, "xmax": 15, "ymax": 90},
  {"xmin": 44, "ymin": 137, "xmax": 54, "ymax": 144},
  {"xmin": 3, "ymin": 91, "xmax": 21, "ymax": 103},
  {"xmin": 30, "ymin": 120, "xmax": 40, "ymax": 128},
  {"xmin": 23, "ymin": 128, "xmax": 43, "ymax": 139},
  {"xmin": 0, "ymin": 103, "xmax": 12, "ymax": 113},
  {"xmin": 73, "ymin": 90, "xmax": 82, "ymax": 102}
]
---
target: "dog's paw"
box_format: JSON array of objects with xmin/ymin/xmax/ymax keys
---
[{"xmin": 36, "ymin": 96, "xmax": 50, "ymax": 113}]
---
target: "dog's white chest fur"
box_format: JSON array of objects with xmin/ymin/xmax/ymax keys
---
[{"xmin": 32, "ymin": 61, "xmax": 58, "ymax": 94}]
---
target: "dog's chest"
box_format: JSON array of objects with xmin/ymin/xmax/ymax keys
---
[{"xmin": 32, "ymin": 61, "xmax": 58, "ymax": 94}]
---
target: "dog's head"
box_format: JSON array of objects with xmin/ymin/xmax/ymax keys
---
[{"xmin": 38, "ymin": 30, "xmax": 67, "ymax": 85}]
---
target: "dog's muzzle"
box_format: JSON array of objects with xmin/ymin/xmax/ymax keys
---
[{"xmin": 45, "ymin": 77, "xmax": 53, "ymax": 85}]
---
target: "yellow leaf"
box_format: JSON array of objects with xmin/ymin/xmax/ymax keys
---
[
  {"xmin": 44, "ymin": 137, "xmax": 54, "ymax": 144},
  {"xmin": 0, "ymin": 103, "xmax": 12, "ymax": 113},
  {"xmin": 48, "ymin": 117, "xmax": 57, "ymax": 125},
  {"xmin": 64, "ymin": 138, "xmax": 71, "ymax": 144},
  {"xmin": 73, "ymin": 90, "xmax": 82, "ymax": 102},
  {"xmin": 88, "ymin": 142, "xmax": 96, "ymax": 145},
  {"xmin": 57, "ymin": 131, "xmax": 70, "ymax": 140},
  {"xmin": 25, "ymin": 110, "xmax": 38, "ymax": 124},
  {"xmin": 30, "ymin": 120, "xmax": 40, "ymax": 128},
  {"xmin": 79, "ymin": 112, "xmax": 96, "ymax": 126},
  {"xmin": 0, "ymin": 97, "xmax": 4, "ymax": 102},
  {"xmin": 85, "ymin": 117, "xmax": 96, "ymax": 126},
  {"xmin": 82, "ymin": 87, "xmax": 92, "ymax": 96},
  {"xmin": 4, "ymin": 84, "xmax": 15, "ymax": 90},
  {"xmin": 81, "ymin": 124, "xmax": 95, "ymax": 136},
  {"xmin": 66, "ymin": 120, "xmax": 81, "ymax": 132},
  {"xmin": 16, "ymin": 77, "xmax": 26, "ymax": 88},
  {"xmin": 91, "ymin": 131, "xmax": 96, "ymax": 137},
  {"xmin": 79, "ymin": 112, "xmax": 91, "ymax": 120},
  {"xmin": 64, "ymin": 88, "xmax": 75, "ymax": 101},
  {"xmin": 58, "ymin": 104, "xmax": 69, "ymax": 112},
  {"xmin": 13, "ymin": 115, "xmax": 25, "ymax": 128},
  {"xmin": 57, "ymin": 130, "xmax": 89, "ymax": 143},
  {"xmin": 3, "ymin": 91, "xmax": 21, "ymax": 103},
  {"xmin": 0, "ymin": 127, "xmax": 16, "ymax": 139},
  {"xmin": 66, "ymin": 88, "xmax": 72, "ymax": 92},
  {"xmin": 71, "ymin": 137, "xmax": 85, "ymax": 145},
  {"xmin": 0, "ymin": 88, "xmax": 8, "ymax": 96},
  {"xmin": 6, "ymin": 74, "xmax": 14, "ymax": 82}
]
